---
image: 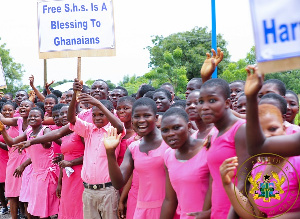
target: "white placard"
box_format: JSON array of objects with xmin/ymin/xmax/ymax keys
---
[
  {"xmin": 249, "ymin": 0, "xmax": 300, "ymax": 62},
  {"xmin": 38, "ymin": 0, "xmax": 115, "ymax": 53},
  {"xmin": 0, "ymin": 57, "xmax": 7, "ymax": 89}
]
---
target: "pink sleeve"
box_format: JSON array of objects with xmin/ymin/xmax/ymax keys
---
[{"xmin": 69, "ymin": 117, "xmax": 93, "ymax": 138}]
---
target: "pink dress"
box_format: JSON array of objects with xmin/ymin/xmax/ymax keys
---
[
  {"xmin": 129, "ymin": 140, "xmax": 169, "ymax": 219},
  {"xmin": 0, "ymin": 134, "xmax": 9, "ymax": 183},
  {"xmin": 4, "ymin": 126, "xmax": 27, "ymax": 197},
  {"xmin": 207, "ymin": 119, "xmax": 245, "ymax": 219},
  {"xmin": 251, "ymin": 156, "xmax": 300, "ymax": 217},
  {"xmin": 49, "ymin": 125, "xmax": 62, "ymax": 155},
  {"xmin": 118, "ymin": 135, "xmax": 136, "ymax": 166},
  {"xmin": 26, "ymin": 126, "xmax": 60, "ymax": 217},
  {"xmin": 284, "ymin": 121, "xmax": 300, "ymax": 135},
  {"xmin": 17, "ymin": 117, "xmax": 33, "ymax": 203},
  {"xmin": 164, "ymin": 147, "xmax": 210, "ymax": 219},
  {"xmin": 58, "ymin": 133, "xmax": 85, "ymax": 219}
]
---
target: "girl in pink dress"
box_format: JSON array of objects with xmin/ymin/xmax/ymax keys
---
[
  {"xmin": 197, "ymin": 78, "xmax": 250, "ymax": 219},
  {"xmin": 16, "ymin": 105, "xmax": 85, "ymax": 219},
  {"xmin": 220, "ymin": 103, "xmax": 300, "ymax": 218},
  {"xmin": 115, "ymin": 96, "xmax": 140, "ymax": 219},
  {"xmin": 160, "ymin": 108, "xmax": 211, "ymax": 219},
  {"xmin": 104, "ymin": 97, "xmax": 168, "ymax": 219},
  {"xmin": 1, "ymin": 107, "xmax": 60, "ymax": 218},
  {"xmin": 0, "ymin": 100, "xmax": 34, "ymax": 219}
]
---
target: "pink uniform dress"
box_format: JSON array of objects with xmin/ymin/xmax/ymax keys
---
[
  {"xmin": 4, "ymin": 126, "xmax": 27, "ymax": 197},
  {"xmin": 207, "ymin": 119, "xmax": 245, "ymax": 219},
  {"xmin": 26, "ymin": 126, "xmax": 60, "ymax": 217},
  {"xmin": 118, "ymin": 134, "xmax": 137, "ymax": 166},
  {"xmin": 284, "ymin": 121, "xmax": 300, "ymax": 135},
  {"xmin": 58, "ymin": 132, "xmax": 85, "ymax": 219},
  {"xmin": 164, "ymin": 146, "xmax": 210, "ymax": 219},
  {"xmin": 0, "ymin": 134, "xmax": 9, "ymax": 183},
  {"xmin": 49, "ymin": 125, "xmax": 62, "ymax": 155},
  {"xmin": 251, "ymin": 156, "xmax": 300, "ymax": 217},
  {"xmin": 129, "ymin": 140, "xmax": 169, "ymax": 219},
  {"xmin": 17, "ymin": 117, "xmax": 33, "ymax": 203}
]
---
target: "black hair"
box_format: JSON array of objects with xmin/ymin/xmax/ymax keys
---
[
  {"xmin": 93, "ymin": 79, "xmax": 109, "ymax": 89},
  {"xmin": 114, "ymin": 86, "xmax": 128, "ymax": 96},
  {"xmin": 1, "ymin": 101, "xmax": 16, "ymax": 111},
  {"xmin": 143, "ymin": 91, "xmax": 155, "ymax": 99},
  {"xmin": 137, "ymin": 84, "xmax": 155, "ymax": 98},
  {"xmin": 160, "ymin": 83, "xmax": 175, "ymax": 92},
  {"xmin": 43, "ymin": 87, "xmax": 54, "ymax": 97},
  {"xmin": 35, "ymin": 102, "xmax": 45, "ymax": 114},
  {"xmin": 174, "ymin": 96, "xmax": 182, "ymax": 101},
  {"xmin": 0, "ymin": 97, "xmax": 7, "ymax": 103},
  {"xmin": 263, "ymin": 79, "xmax": 286, "ymax": 96},
  {"xmin": 260, "ymin": 93, "xmax": 287, "ymax": 115},
  {"xmin": 188, "ymin": 78, "xmax": 203, "ymax": 88},
  {"xmin": 229, "ymin": 80, "xmax": 245, "ymax": 85},
  {"xmin": 132, "ymin": 97, "xmax": 157, "ymax": 115},
  {"xmin": 52, "ymin": 103, "xmax": 68, "ymax": 112},
  {"xmin": 286, "ymin": 90, "xmax": 299, "ymax": 103},
  {"xmin": 153, "ymin": 88, "xmax": 172, "ymax": 101},
  {"xmin": 21, "ymin": 99, "xmax": 34, "ymax": 106},
  {"xmin": 162, "ymin": 107, "xmax": 189, "ymax": 123},
  {"xmin": 99, "ymin": 100, "xmax": 114, "ymax": 112},
  {"xmin": 156, "ymin": 112, "xmax": 165, "ymax": 116},
  {"xmin": 170, "ymin": 100, "xmax": 186, "ymax": 110},
  {"xmin": 45, "ymin": 94, "xmax": 58, "ymax": 104},
  {"xmin": 188, "ymin": 89, "xmax": 201, "ymax": 96},
  {"xmin": 30, "ymin": 107, "xmax": 45, "ymax": 119},
  {"xmin": 52, "ymin": 90, "xmax": 62, "ymax": 98},
  {"xmin": 201, "ymin": 78, "xmax": 230, "ymax": 99},
  {"xmin": 131, "ymin": 93, "xmax": 137, "ymax": 99},
  {"xmin": 118, "ymin": 96, "xmax": 136, "ymax": 106}
]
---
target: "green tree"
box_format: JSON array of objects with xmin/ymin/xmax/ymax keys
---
[
  {"xmin": 118, "ymin": 75, "xmax": 150, "ymax": 95},
  {"xmin": 147, "ymin": 27, "xmax": 231, "ymax": 80},
  {"xmin": 144, "ymin": 47, "xmax": 188, "ymax": 95},
  {"xmin": 0, "ymin": 38, "xmax": 24, "ymax": 94}
]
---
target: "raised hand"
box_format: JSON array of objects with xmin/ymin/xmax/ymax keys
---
[
  {"xmin": 77, "ymin": 93, "xmax": 99, "ymax": 106},
  {"xmin": 29, "ymin": 75, "xmax": 34, "ymax": 87},
  {"xmin": 73, "ymin": 78, "xmax": 83, "ymax": 92},
  {"xmin": 12, "ymin": 141, "xmax": 31, "ymax": 153},
  {"xmin": 28, "ymin": 90, "xmax": 36, "ymax": 102},
  {"xmin": 103, "ymin": 127, "xmax": 122, "ymax": 151},
  {"xmin": 200, "ymin": 47, "xmax": 224, "ymax": 82},
  {"xmin": 220, "ymin": 157, "xmax": 238, "ymax": 186},
  {"xmin": 45, "ymin": 80, "xmax": 55, "ymax": 89},
  {"xmin": 244, "ymin": 65, "xmax": 264, "ymax": 97}
]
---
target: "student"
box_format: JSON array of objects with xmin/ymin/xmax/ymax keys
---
[
  {"xmin": 103, "ymin": 97, "xmax": 169, "ymax": 219},
  {"xmin": 185, "ymin": 90, "xmax": 216, "ymax": 140},
  {"xmin": 160, "ymin": 83, "xmax": 175, "ymax": 102},
  {"xmin": 136, "ymin": 84, "xmax": 155, "ymax": 99},
  {"xmin": 235, "ymin": 93, "xmax": 246, "ymax": 114},
  {"xmin": 198, "ymin": 78, "xmax": 250, "ymax": 218},
  {"xmin": 245, "ymin": 65, "xmax": 300, "ymax": 157},
  {"xmin": 285, "ymin": 90, "xmax": 299, "ymax": 124},
  {"xmin": 153, "ymin": 89, "xmax": 172, "ymax": 113},
  {"xmin": 115, "ymin": 96, "xmax": 139, "ymax": 219},
  {"xmin": 15, "ymin": 105, "xmax": 85, "ymax": 219},
  {"xmin": 109, "ymin": 86, "xmax": 128, "ymax": 109},
  {"xmin": 1, "ymin": 107, "xmax": 60, "ymax": 218},
  {"xmin": 42, "ymin": 94, "xmax": 58, "ymax": 125},
  {"xmin": 257, "ymin": 78, "xmax": 286, "ymax": 100},
  {"xmin": 14, "ymin": 90, "xmax": 29, "ymax": 117},
  {"xmin": 229, "ymin": 80, "xmax": 245, "ymax": 106},
  {"xmin": 160, "ymin": 108, "xmax": 211, "ymax": 219},
  {"xmin": 220, "ymin": 102, "xmax": 300, "ymax": 218},
  {"xmin": 185, "ymin": 78, "xmax": 202, "ymax": 99},
  {"xmin": 67, "ymin": 84, "xmax": 124, "ymax": 219},
  {"xmin": 0, "ymin": 102, "xmax": 24, "ymax": 218}
]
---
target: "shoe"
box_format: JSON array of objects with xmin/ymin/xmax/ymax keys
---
[{"xmin": 0, "ymin": 207, "xmax": 8, "ymax": 215}]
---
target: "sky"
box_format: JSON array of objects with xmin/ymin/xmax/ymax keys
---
[{"xmin": 0, "ymin": 0, "xmax": 254, "ymax": 89}]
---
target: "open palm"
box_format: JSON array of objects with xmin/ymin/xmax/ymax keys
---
[
  {"xmin": 103, "ymin": 128, "xmax": 122, "ymax": 151},
  {"xmin": 244, "ymin": 65, "xmax": 263, "ymax": 97}
]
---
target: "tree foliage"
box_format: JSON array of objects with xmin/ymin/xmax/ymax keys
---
[
  {"xmin": 118, "ymin": 75, "xmax": 149, "ymax": 95},
  {"xmin": 0, "ymin": 38, "xmax": 24, "ymax": 94},
  {"xmin": 147, "ymin": 27, "xmax": 231, "ymax": 81}
]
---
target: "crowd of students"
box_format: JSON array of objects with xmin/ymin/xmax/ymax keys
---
[{"xmin": 0, "ymin": 48, "xmax": 299, "ymax": 219}]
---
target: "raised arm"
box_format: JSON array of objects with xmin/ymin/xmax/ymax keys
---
[
  {"xmin": 104, "ymin": 128, "xmax": 133, "ymax": 190},
  {"xmin": 0, "ymin": 122, "xmax": 27, "ymax": 146},
  {"xmin": 78, "ymin": 93, "xmax": 123, "ymax": 134},
  {"xmin": 245, "ymin": 66, "xmax": 300, "ymax": 156},
  {"xmin": 200, "ymin": 47, "xmax": 224, "ymax": 83},
  {"xmin": 29, "ymin": 75, "xmax": 45, "ymax": 102},
  {"xmin": 67, "ymin": 85, "xmax": 78, "ymax": 125},
  {"xmin": 45, "ymin": 80, "xmax": 55, "ymax": 95}
]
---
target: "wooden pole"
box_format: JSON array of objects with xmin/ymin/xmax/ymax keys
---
[
  {"xmin": 77, "ymin": 57, "xmax": 81, "ymax": 80},
  {"xmin": 44, "ymin": 59, "xmax": 47, "ymax": 85}
]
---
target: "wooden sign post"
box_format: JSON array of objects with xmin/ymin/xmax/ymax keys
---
[{"xmin": 249, "ymin": 0, "xmax": 300, "ymax": 73}]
